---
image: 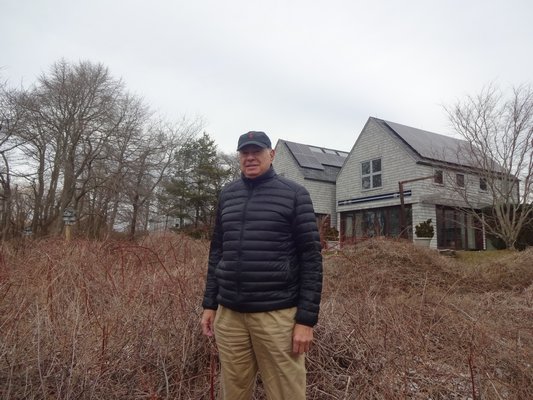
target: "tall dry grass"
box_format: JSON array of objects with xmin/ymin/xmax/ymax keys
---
[
  {"xmin": 316, "ymin": 239, "xmax": 532, "ymax": 399},
  {"xmin": 0, "ymin": 234, "xmax": 531, "ymax": 399},
  {"xmin": 0, "ymin": 234, "xmax": 211, "ymax": 399}
]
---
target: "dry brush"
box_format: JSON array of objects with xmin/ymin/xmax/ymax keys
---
[{"xmin": 0, "ymin": 235, "xmax": 531, "ymax": 399}]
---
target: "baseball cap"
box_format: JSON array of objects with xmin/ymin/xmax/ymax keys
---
[{"xmin": 237, "ymin": 131, "xmax": 272, "ymax": 151}]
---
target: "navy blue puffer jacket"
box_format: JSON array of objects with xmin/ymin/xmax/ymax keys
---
[{"xmin": 202, "ymin": 167, "xmax": 323, "ymax": 327}]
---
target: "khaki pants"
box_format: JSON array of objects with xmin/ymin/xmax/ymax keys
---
[{"xmin": 214, "ymin": 306, "xmax": 306, "ymax": 400}]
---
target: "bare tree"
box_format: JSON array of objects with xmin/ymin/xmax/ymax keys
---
[
  {"xmin": 445, "ymin": 83, "xmax": 533, "ymax": 249},
  {"xmin": 0, "ymin": 81, "xmax": 31, "ymax": 239},
  {"xmin": 74, "ymin": 93, "xmax": 151, "ymax": 238},
  {"xmin": 37, "ymin": 60, "xmax": 125, "ymax": 234},
  {"xmin": 0, "ymin": 111, "xmax": 15, "ymax": 238},
  {"xmin": 218, "ymin": 150, "xmax": 241, "ymax": 182},
  {"xmin": 122, "ymin": 119, "xmax": 200, "ymax": 239},
  {"xmin": 1, "ymin": 60, "xmax": 205, "ymax": 240},
  {"xmin": 6, "ymin": 60, "xmax": 133, "ymax": 236}
]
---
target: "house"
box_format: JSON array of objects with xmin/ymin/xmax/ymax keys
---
[
  {"xmin": 273, "ymin": 139, "xmax": 349, "ymax": 229},
  {"xmin": 336, "ymin": 117, "xmax": 496, "ymax": 250},
  {"xmin": 148, "ymin": 215, "xmax": 181, "ymax": 232}
]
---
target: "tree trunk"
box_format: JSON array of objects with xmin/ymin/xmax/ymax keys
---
[{"xmin": 129, "ymin": 193, "xmax": 140, "ymax": 240}]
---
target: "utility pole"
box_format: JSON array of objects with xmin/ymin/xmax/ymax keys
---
[{"xmin": 399, "ymin": 174, "xmax": 436, "ymax": 239}]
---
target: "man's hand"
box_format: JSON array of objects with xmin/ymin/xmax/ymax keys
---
[
  {"xmin": 201, "ymin": 309, "xmax": 216, "ymax": 337},
  {"xmin": 292, "ymin": 323, "xmax": 314, "ymax": 354}
]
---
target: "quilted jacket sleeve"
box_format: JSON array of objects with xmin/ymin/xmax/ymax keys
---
[
  {"xmin": 293, "ymin": 187, "xmax": 323, "ymax": 327},
  {"xmin": 202, "ymin": 201, "xmax": 223, "ymax": 310}
]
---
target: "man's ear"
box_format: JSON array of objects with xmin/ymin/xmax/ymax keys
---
[{"xmin": 269, "ymin": 149, "xmax": 275, "ymax": 161}]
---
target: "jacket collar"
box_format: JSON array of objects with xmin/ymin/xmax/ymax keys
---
[{"xmin": 241, "ymin": 166, "xmax": 276, "ymax": 186}]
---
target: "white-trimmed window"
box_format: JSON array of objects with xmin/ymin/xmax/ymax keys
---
[
  {"xmin": 479, "ymin": 177, "xmax": 487, "ymax": 191},
  {"xmin": 361, "ymin": 158, "xmax": 382, "ymax": 190},
  {"xmin": 456, "ymin": 173, "xmax": 465, "ymax": 187},
  {"xmin": 434, "ymin": 170, "xmax": 443, "ymax": 185}
]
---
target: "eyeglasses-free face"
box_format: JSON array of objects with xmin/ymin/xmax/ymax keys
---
[{"xmin": 238, "ymin": 145, "xmax": 275, "ymax": 179}]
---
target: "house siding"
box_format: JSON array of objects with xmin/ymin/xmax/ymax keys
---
[
  {"xmin": 273, "ymin": 142, "xmax": 305, "ymax": 183},
  {"xmin": 337, "ymin": 118, "xmax": 419, "ymax": 213},
  {"xmin": 274, "ymin": 142, "xmax": 338, "ymax": 228}
]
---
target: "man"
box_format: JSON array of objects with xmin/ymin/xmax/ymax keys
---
[{"xmin": 201, "ymin": 131, "xmax": 323, "ymax": 400}]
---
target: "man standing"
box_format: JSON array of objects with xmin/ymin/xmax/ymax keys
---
[{"xmin": 201, "ymin": 131, "xmax": 323, "ymax": 400}]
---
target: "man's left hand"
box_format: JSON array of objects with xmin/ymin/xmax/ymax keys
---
[{"xmin": 292, "ymin": 323, "xmax": 314, "ymax": 354}]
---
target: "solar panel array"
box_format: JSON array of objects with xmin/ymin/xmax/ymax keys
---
[
  {"xmin": 285, "ymin": 141, "xmax": 347, "ymax": 171},
  {"xmin": 383, "ymin": 120, "xmax": 472, "ymax": 167}
]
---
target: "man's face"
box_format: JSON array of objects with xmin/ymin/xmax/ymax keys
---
[{"xmin": 239, "ymin": 145, "xmax": 275, "ymax": 179}]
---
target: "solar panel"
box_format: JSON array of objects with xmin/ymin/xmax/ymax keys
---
[
  {"xmin": 385, "ymin": 120, "xmax": 471, "ymax": 167},
  {"xmin": 294, "ymin": 155, "xmax": 324, "ymax": 170},
  {"xmin": 313, "ymin": 152, "xmax": 345, "ymax": 167},
  {"xmin": 284, "ymin": 140, "xmax": 346, "ymax": 170}
]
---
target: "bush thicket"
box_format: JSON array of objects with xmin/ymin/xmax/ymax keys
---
[{"xmin": 0, "ymin": 234, "xmax": 531, "ymax": 399}]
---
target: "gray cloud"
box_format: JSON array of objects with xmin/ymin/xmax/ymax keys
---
[{"xmin": 2, "ymin": 0, "xmax": 532, "ymax": 153}]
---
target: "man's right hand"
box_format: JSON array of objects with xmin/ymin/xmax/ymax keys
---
[{"xmin": 201, "ymin": 309, "xmax": 216, "ymax": 337}]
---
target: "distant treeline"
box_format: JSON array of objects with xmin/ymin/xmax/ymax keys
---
[{"xmin": 0, "ymin": 60, "xmax": 239, "ymax": 240}]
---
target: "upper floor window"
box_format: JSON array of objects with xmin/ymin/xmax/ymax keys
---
[
  {"xmin": 456, "ymin": 173, "xmax": 465, "ymax": 187},
  {"xmin": 434, "ymin": 170, "xmax": 443, "ymax": 185},
  {"xmin": 361, "ymin": 158, "xmax": 382, "ymax": 190},
  {"xmin": 480, "ymin": 177, "xmax": 487, "ymax": 191}
]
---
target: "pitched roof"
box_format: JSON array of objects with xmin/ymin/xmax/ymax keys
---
[
  {"xmin": 373, "ymin": 117, "xmax": 475, "ymax": 168},
  {"xmin": 278, "ymin": 139, "xmax": 349, "ymax": 182}
]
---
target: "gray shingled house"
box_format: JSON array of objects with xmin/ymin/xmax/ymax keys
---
[
  {"xmin": 337, "ymin": 117, "xmax": 497, "ymax": 250},
  {"xmin": 273, "ymin": 139, "xmax": 348, "ymax": 230},
  {"xmin": 272, "ymin": 117, "xmax": 499, "ymax": 250}
]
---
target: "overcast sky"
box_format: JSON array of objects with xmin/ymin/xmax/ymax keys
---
[{"xmin": 2, "ymin": 0, "xmax": 532, "ymax": 154}]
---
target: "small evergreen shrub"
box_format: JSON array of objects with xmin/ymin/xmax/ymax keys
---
[{"xmin": 415, "ymin": 219, "xmax": 434, "ymax": 238}]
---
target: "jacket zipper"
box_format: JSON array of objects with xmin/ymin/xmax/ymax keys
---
[{"xmin": 237, "ymin": 183, "xmax": 254, "ymax": 298}]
